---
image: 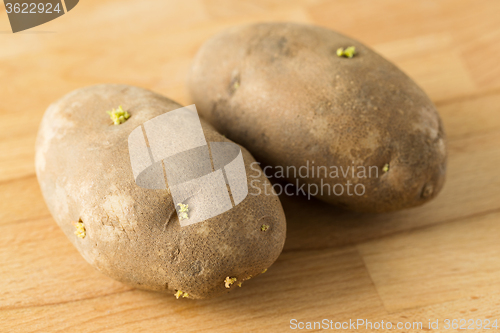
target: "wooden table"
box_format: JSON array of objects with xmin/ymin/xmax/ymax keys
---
[{"xmin": 1, "ymin": 0, "xmax": 500, "ymax": 331}]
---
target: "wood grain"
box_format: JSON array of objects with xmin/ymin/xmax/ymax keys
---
[
  {"xmin": 1, "ymin": 0, "xmax": 500, "ymax": 331},
  {"xmin": 358, "ymin": 211, "xmax": 500, "ymax": 312}
]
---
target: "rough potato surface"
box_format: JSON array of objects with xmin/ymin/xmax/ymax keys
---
[
  {"xmin": 188, "ymin": 22, "xmax": 447, "ymax": 212},
  {"xmin": 35, "ymin": 84, "xmax": 286, "ymax": 299}
]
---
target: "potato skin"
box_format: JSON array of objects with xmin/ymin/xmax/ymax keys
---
[
  {"xmin": 188, "ymin": 22, "xmax": 447, "ymax": 213},
  {"xmin": 35, "ymin": 84, "xmax": 286, "ymax": 299}
]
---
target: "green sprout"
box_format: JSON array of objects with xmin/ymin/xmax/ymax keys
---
[
  {"xmin": 177, "ymin": 203, "xmax": 189, "ymax": 221},
  {"xmin": 382, "ymin": 163, "xmax": 390, "ymax": 173},
  {"xmin": 337, "ymin": 46, "xmax": 356, "ymax": 58},
  {"xmin": 224, "ymin": 276, "xmax": 237, "ymax": 288},
  {"xmin": 107, "ymin": 105, "xmax": 130, "ymax": 125},
  {"xmin": 260, "ymin": 224, "xmax": 269, "ymax": 232},
  {"xmin": 174, "ymin": 290, "xmax": 189, "ymax": 299},
  {"xmin": 73, "ymin": 221, "xmax": 86, "ymax": 239}
]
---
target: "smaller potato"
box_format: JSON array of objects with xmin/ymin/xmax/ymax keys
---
[{"xmin": 35, "ymin": 84, "xmax": 286, "ymax": 299}]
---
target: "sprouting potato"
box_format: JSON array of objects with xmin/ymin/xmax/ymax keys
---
[
  {"xmin": 35, "ymin": 84, "xmax": 286, "ymax": 299},
  {"xmin": 188, "ymin": 22, "xmax": 447, "ymax": 212}
]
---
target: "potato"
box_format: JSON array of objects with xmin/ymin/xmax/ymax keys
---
[
  {"xmin": 35, "ymin": 84, "xmax": 286, "ymax": 299},
  {"xmin": 188, "ymin": 22, "xmax": 447, "ymax": 213}
]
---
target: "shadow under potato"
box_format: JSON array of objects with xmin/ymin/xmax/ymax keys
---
[{"xmin": 277, "ymin": 179, "xmax": 436, "ymax": 252}]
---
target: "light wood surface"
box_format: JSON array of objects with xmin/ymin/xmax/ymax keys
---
[{"xmin": 1, "ymin": 0, "xmax": 500, "ymax": 332}]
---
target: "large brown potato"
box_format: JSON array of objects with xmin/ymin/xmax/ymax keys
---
[
  {"xmin": 35, "ymin": 84, "xmax": 286, "ymax": 299},
  {"xmin": 188, "ymin": 22, "xmax": 447, "ymax": 213}
]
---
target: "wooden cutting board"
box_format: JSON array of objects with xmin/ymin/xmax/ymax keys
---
[{"xmin": 1, "ymin": 0, "xmax": 500, "ymax": 331}]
